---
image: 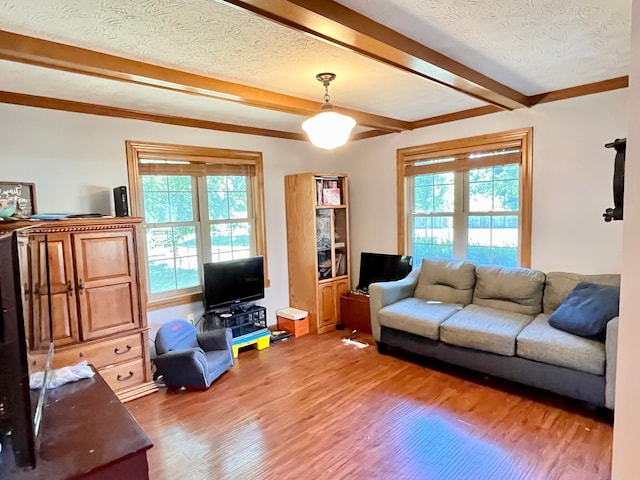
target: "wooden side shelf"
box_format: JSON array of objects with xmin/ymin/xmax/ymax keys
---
[{"xmin": 339, "ymin": 291, "xmax": 372, "ymax": 334}]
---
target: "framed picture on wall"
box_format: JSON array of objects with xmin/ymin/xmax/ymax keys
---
[{"xmin": 0, "ymin": 182, "xmax": 37, "ymax": 219}]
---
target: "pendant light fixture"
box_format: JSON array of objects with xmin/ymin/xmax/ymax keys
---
[{"xmin": 302, "ymin": 73, "xmax": 356, "ymax": 150}]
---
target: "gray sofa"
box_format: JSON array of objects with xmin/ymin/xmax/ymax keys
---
[{"xmin": 369, "ymin": 258, "xmax": 620, "ymax": 409}]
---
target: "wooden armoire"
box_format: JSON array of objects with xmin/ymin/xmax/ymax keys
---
[{"xmin": 5, "ymin": 217, "xmax": 156, "ymax": 402}]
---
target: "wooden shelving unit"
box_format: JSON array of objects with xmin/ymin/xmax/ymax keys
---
[{"xmin": 284, "ymin": 173, "xmax": 350, "ymax": 334}]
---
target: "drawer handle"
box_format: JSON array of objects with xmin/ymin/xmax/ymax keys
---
[
  {"xmin": 117, "ymin": 371, "xmax": 135, "ymax": 382},
  {"xmin": 114, "ymin": 345, "xmax": 132, "ymax": 355}
]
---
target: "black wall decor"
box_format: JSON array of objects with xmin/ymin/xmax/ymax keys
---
[{"xmin": 603, "ymin": 138, "xmax": 626, "ymax": 222}]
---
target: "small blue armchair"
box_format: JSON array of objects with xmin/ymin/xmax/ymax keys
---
[{"xmin": 154, "ymin": 320, "xmax": 234, "ymax": 389}]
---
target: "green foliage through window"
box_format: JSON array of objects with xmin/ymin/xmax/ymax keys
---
[
  {"xmin": 142, "ymin": 173, "xmax": 254, "ymax": 295},
  {"xmin": 410, "ymin": 163, "xmax": 520, "ymax": 268},
  {"xmin": 207, "ymin": 176, "xmax": 248, "ymax": 220}
]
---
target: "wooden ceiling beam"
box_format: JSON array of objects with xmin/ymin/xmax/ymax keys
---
[
  {"xmin": 411, "ymin": 106, "xmax": 504, "ymax": 130},
  {"xmin": 221, "ymin": 0, "xmax": 530, "ymax": 110},
  {"xmin": 0, "ymin": 30, "xmax": 410, "ymax": 132},
  {"xmin": 0, "ymin": 91, "xmax": 307, "ymax": 140},
  {"xmin": 352, "ymin": 129, "xmax": 394, "ymax": 141},
  {"xmin": 528, "ymin": 76, "xmax": 629, "ymax": 105},
  {"xmin": 1, "ymin": 88, "xmax": 392, "ymax": 143}
]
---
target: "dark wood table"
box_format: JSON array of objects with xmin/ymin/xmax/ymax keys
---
[{"xmin": 1, "ymin": 368, "xmax": 153, "ymax": 479}]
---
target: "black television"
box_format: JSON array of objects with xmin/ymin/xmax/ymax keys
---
[
  {"xmin": 356, "ymin": 252, "xmax": 413, "ymax": 293},
  {"xmin": 203, "ymin": 256, "xmax": 265, "ymax": 312}
]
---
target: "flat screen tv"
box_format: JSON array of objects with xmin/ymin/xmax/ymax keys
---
[
  {"xmin": 203, "ymin": 256, "xmax": 265, "ymax": 312},
  {"xmin": 357, "ymin": 252, "xmax": 413, "ymax": 293}
]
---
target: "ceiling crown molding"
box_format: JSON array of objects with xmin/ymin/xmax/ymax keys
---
[
  {"xmin": 0, "ymin": 91, "xmax": 306, "ymax": 140},
  {"xmin": 528, "ymin": 76, "xmax": 629, "ymax": 105}
]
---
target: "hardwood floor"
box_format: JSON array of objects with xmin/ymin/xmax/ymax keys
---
[{"xmin": 127, "ymin": 332, "xmax": 612, "ymax": 480}]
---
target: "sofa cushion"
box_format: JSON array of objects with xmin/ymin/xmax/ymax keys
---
[
  {"xmin": 543, "ymin": 272, "xmax": 621, "ymax": 314},
  {"xmin": 547, "ymin": 282, "xmax": 620, "ymax": 338},
  {"xmin": 517, "ymin": 314, "xmax": 605, "ymax": 375},
  {"xmin": 440, "ymin": 304, "xmax": 533, "ymax": 356},
  {"xmin": 414, "ymin": 257, "xmax": 476, "ymax": 305},
  {"xmin": 473, "ymin": 265, "xmax": 545, "ymax": 316},
  {"xmin": 379, "ymin": 297, "xmax": 463, "ymax": 341}
]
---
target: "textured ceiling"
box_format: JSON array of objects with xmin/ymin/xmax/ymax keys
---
[
  {"xmin": 0, "ymin": 0, "xmax": 633, "ymax": 137},
  {"xmin": 336, "ymin": 0, "xmax": 632, "ymax": 95},
  {"xmin": 0, "ymin": 0, "xmax": 483, "ymax": 122}
]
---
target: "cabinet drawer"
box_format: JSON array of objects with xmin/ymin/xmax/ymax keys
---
[
  {"xmin": 77, "ymin": 333, "xmax": 143, "ymax": 369},
  {"xmin": 99, "ymin": 358, "xmax": 145, "ymax": 392},
  {"xmin": 28, "ymin": 333, "xmax": 143, "ymax": 371}
]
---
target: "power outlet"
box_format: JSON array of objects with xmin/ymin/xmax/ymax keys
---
[{"xmin": 187, "ymin": 314, "xmax": 195, "ymax": 324}]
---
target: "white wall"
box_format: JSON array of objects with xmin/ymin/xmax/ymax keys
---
[
  {"xmin": 0, "ymin": 86, "xmax": 629, "ymax": 333},
  {"xmin": 334, "ymin": 89, "xmax": 627, "ymax": 281},
  {"xmin": 612, "ymin": 0, "xmax": 640, "ymax": 477},
  {"xmin": 0, "ymin": 103, "xmax": 331, "ymax": 334}
]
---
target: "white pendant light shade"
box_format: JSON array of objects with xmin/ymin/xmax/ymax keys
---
[
  {"xmin": 302, "ymin": 107, "xmax": 356, "ymax": 151},
  {"xmin": 302, "ymin": 73, "xmax": 356, "ymax": 150}
]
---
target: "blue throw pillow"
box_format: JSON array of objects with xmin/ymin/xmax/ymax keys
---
[{"xmin": 548, "ymin": 282, "xmax": 620, "ymax": 338}]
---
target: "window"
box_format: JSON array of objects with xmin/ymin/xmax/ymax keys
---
[
  {"xmin": 126, "ymin": 141, "xmax": 268, "ymax": 310},
  {"xmin": 397, "ymin": 128, "xmax": 532, "ymax": 268}
]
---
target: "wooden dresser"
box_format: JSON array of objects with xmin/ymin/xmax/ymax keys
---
[
  {"xmin": 1, "ymin": 368, "xmax": 153, "ymax": 479},
  {"xmin": 2, "ymin": 218, "xmax": 157, "ymax": 402}
]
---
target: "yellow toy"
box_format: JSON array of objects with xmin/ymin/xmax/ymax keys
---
[{"xmin": 231, "ymin": 329, "xmax": 270, "ymax": 358}]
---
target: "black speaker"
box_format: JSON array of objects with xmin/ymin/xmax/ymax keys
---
[{"xmin": 113, "ymin": 186, "xmax": 129, "ymax": 217}]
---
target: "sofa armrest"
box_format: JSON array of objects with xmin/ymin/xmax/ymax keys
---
[
  {"xmin": 154, "ymin": 347, "xmax": 209, "ymax": 388},
  {"xmin": 369, "ymin": 268, "xmax": 420, "ymax": 342},
  {"xmin": 605, "ymin": 316, "xmax": 619, "ymax": 409},
  {"xmin": 197, "ymin": 327, "xmax": 233, "ymax": 353}
]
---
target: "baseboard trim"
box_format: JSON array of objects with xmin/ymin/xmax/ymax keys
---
[{"xmin": 116, "ymin": 381, "xmax": 159, "ymax": 403}]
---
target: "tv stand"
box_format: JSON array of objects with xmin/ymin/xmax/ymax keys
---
[
  {"xmin": 230, "ymin": 302, "xmax": 254, "ymax": 314},
  {"xmin": 203, "ymin": 304, "xmax": 266, "ymax": 338}
]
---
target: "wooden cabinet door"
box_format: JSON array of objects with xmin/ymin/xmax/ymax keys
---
[
  {"xmin": 317, "ymin": 278, "xmax": 351, "ymax": 333},
  {"xmin": 73, "ymin": 229, "xmax": 140, "ymax": 341},
  {"xmin": 318, "ymin": 282, "xmax": 336, "ymax": 329},
  {"xmin": 334, "ymin": 278, "xmax": 350, "ymax": 323},
  {"xmin": 16, "ymin": 234, "xmax": 32, "ymax": 346},
  {"xmin": 31, "ymin": 234, "xmax": 79, "ymax": 349}
]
